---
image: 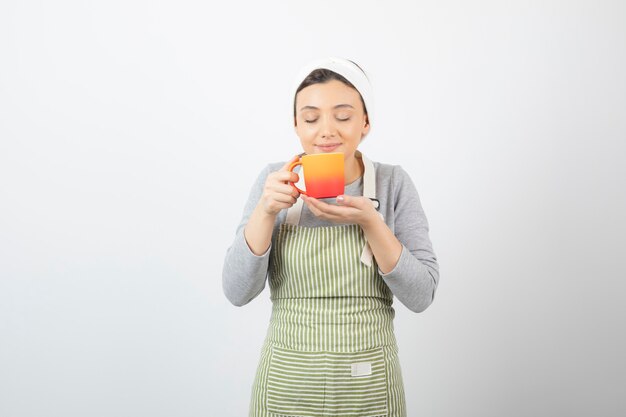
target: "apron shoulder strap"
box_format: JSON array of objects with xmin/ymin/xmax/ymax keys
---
[
  {"xmin": 361, "ymin": 152, "xmax": 376, "ymax": 200},
  {"xmin": 285, "ymin": 198, "xmax": 303, "ymax": 225}
]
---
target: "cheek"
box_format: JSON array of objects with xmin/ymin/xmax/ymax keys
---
[
  {"xmin": 342, "ymin": 122, "xmax": 363, "ymax": 137},
  {"xmin": 295, "ymin": 125, "xmax": 316, "ymax": 142}
]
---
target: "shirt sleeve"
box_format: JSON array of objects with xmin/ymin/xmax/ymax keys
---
[
  {"xmin": 222, "ymin": 165, "xmax": 274, "ymax": 306},
  {"xmin": 379, "ymin": 165, "xmax": 440, "ymax": 313}
]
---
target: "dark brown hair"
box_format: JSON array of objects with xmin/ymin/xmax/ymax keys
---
[{"xmin": 293, "ymin": 68, "xmax": 368, "ymax": 122}]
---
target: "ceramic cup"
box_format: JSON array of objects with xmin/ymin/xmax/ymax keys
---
[{"xmin": 288, "ymin": 152, "xmax": 345, "ymax": 198}]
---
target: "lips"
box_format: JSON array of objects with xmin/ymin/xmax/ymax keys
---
[{"xmin": 316, "ymin": 143, "xmax": 341, "ymax": 153}]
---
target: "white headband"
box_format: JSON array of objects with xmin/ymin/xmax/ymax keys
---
[{"xmin": 290, "ymin": 57, "xmax": 374, "ymax": 132}]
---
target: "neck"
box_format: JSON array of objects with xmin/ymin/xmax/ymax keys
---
[{"xmin": 344, "ymin": 152, "xmax": 364, "ymax": 185}]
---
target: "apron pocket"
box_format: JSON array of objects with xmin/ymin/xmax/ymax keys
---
[{"xmin": 266, "ymin": 345, "xmax": 389, "ymax": 417}]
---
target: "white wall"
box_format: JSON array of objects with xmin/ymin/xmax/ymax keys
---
[{"xmin": 1, "ymin": 1, "xmax": 624, "ymax": 416}]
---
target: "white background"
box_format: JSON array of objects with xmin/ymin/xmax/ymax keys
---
[{"xmin": 1, "ymin": 1, "xmax": 625, "ymax": 416}]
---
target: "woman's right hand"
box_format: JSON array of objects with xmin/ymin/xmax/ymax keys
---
[{"xmin": 258, "ymin": 155, "xmax": 301, "ymax": 216}]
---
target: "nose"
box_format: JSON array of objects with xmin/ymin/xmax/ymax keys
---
[{"xmin": 319, "ymin": 114, "xmax": 338, "ymax": 139}]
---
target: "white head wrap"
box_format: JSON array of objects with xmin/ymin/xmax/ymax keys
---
[{"xmin": 290, "ymin": 57, "xmax": 374, "ymax": 132}]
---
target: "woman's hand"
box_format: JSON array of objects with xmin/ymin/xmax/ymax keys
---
[
  {"xmin": 258, "ymin": 155, "xmax": 301, "ymax": 216},
  {"xmin": 303, "ymin": 194, "xmax": 402, "ymax": 273},
  {"xmin": 301, "ymin": 194, "xmax": 380, "ymax": 227}
]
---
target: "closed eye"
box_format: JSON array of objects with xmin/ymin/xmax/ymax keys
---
[{"xmin": 304, "ymin": 117, "xmax": 351, "ymax": 123}]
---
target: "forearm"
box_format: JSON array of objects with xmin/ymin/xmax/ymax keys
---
[
  {"xmin": 244, "ymin": 203, "xmax": 277, "ymax": 255},
  {"xmin": 360, "ymin": 212, "xmax": 438, "ymax": 313},
  {"xmin": 223, "ymin": 203, "xmax": 276, "ymax": 306},
  {"xmin": 360, "ymin": 214, "xmax": 403, "ymax": 274}
]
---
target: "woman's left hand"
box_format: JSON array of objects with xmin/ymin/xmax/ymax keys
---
[{"xmin": 301, "ymin": 194, "xmax": 380, "ymax": 227}]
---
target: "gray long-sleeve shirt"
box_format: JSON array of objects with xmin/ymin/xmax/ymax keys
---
[{"xmin": 222, "ymin": 159, "xmax": 439, "ymax": 313}]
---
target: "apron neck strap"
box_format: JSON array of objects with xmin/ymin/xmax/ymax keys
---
[
  {"xmin": 285, "ymin": 151, "xmax": 376, "ymax": 226},
  {"xmin": 360, "ymin": 151, "xmax": 376, "ymax": 200}
]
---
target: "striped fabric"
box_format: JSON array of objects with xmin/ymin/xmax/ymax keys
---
[
  {"xmin": 249, "ymin": 224, "xmax": 407, "ymax": 417},
  {"xmin": 270, "ymin": 224, "xmax": 393, "ymax": 300},
  {"xmin": 267, "ymin": 346, "xmax": 388, "ymax": 417}
]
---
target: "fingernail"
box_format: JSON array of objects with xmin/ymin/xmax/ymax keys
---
[{"xmin": 337, "ymin": 195, "xmax": 345, "ymax": 202}]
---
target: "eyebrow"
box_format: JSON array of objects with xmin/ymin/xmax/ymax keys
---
[{"xmin": 299, "ymin": 104, "xmax": 355, "ymax": 111}]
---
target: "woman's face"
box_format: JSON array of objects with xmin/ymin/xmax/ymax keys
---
[{"xmin": 294, "ymin": 79, "xmax": 370, "ymax": 158}]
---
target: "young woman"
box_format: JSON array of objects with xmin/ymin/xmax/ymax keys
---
[{"xmin": 223, "ymin": 57, "xmax": 439, "ymax": 417}]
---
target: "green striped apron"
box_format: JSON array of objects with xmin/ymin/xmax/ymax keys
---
[{"xmin": 249, "ymin": 154, "xmax": 407, "ymax": 417}]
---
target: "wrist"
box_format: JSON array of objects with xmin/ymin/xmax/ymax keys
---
[
  {"xmin": 360, "ymin": 210, "xmax": 384, "ymax": 231},
  {"xmin": 255, "ymin": 203, "xmax": 278, "ymax": 220}
]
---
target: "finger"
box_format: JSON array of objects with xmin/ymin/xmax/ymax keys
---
[
  {"xmin": 270, "ymin": 193, "xmax": 298, "ymax": 204},
  {"xmin": 335, "ymin": 194, "xmax": 366, "ymax": 208},
  {"xmin": 272, "ymin": 170, "xmax": 300, "ymax": 184},
  {"xmin": 280, "ymin": 154, "xmax": 301, "ymax": 171},
  {"xmin": 304, "ymin": 201, "xmax": 342, "ymax": 221},
  {"xmin": 303, "ymin": 197, "xmax": 339, "ymax": 218},
  {"xmin": 270, "ymin": 182, "xmax": 300, "ymax": 197},
  {"xmin": 307, "ymin": 196, "xmax": 358, "ymax": 218},
  {"xmin": 303, "ymin": 198, "xmax": 324, "ymax": 218},
  {"xmin": 305, "ymin": 196, "xmax": 337, "ymax": 214}
]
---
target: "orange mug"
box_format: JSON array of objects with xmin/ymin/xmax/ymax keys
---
[{"xmin": 288, "ymin": 152, "xmax": 345, "ymax": 198}]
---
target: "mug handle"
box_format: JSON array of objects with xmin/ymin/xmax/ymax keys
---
[{"xmin": 287, "ymin": 160, "xmax": 307, "ymax": 195}]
